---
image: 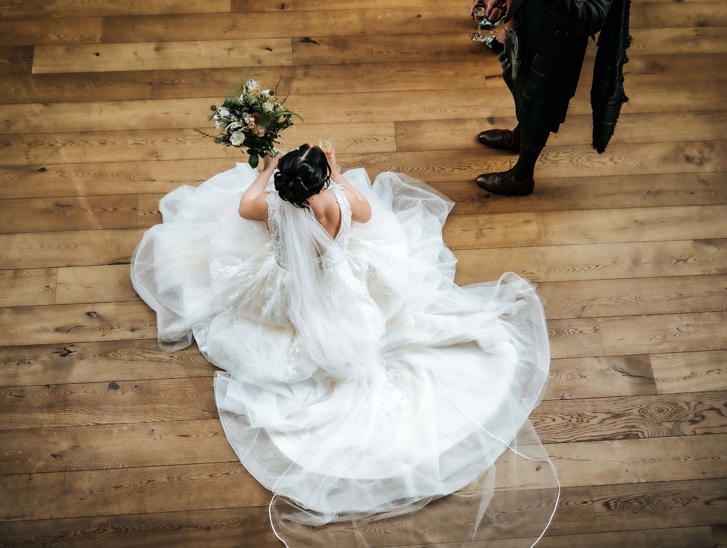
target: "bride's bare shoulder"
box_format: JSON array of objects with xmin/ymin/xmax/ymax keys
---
[
  {"xmin": 309, "ymin": 188, "xmax": 338, "ymax": 212},
  {"xmin": 308, "ymin": 189, "xmax": 342, "ymax": 237}
]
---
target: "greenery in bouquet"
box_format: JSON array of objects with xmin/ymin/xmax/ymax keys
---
[{"xmin": 207, "ymin": 79, "xmax": 299, "ymax": 168}]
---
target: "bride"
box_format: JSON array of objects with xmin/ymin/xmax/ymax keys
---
[{"xmin": 131, "ymin": 143, "xmax": 559, "ymax": 546}]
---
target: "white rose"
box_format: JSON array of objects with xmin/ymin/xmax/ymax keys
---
[
  {"xmin": 218, "ymin": 107, "xmax": 231, "ymax": 118},
  {"xmin": 229, "ymin": 131, "xmax": 245, "ymax": 146},
  {"xmin": 262, "ymin": 102, "xmax": 274, "ymax": 112}
]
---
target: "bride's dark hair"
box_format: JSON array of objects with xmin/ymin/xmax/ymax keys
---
[{"xmin": 274, "ymin": 144, "xmax": 331, "ymax": 208}]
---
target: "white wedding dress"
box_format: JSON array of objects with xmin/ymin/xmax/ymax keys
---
[{"xmin": 131, "ymin": 163, "xmax": 559, "ymax": 546}]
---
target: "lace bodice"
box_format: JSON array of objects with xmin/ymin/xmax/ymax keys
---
[{"xmin": 267, "ymin": 182, "xmax": 351, "ymax": 268}]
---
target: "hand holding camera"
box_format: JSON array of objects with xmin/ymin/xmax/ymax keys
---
[{"xmin": 471, "ymin": 0, "xmax": 507, "ymax": 30}]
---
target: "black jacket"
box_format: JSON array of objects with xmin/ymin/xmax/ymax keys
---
[{"xmin": 513, "ymin": 0, "xmax": 613, "ymax": 59}]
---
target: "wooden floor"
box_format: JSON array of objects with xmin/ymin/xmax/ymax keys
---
[{"xmin": 1, "ymin": 1, "xmax": 726, "ymax": 546}]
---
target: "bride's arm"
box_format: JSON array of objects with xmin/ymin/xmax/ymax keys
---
[
  {"xmin": 238, "ymin": 155, "xmax": 279, "ymax": 221},
  {"xmin": 324, "ymin": 147, "xmax": 371, "ymax": 223}
]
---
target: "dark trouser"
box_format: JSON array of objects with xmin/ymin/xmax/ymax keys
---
[{"xmin": 502, "ymin": 35, "xmax": 587, "ymax": 179}]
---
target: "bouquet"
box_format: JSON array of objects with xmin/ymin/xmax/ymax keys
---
[{"xmin": 206, "ymin": 79, "xmax": 299, "ymax": 168}]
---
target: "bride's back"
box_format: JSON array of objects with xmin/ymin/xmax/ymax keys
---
[{"xmin": 307, "ymin": 189, "xmax": 342, "ymax": 239}]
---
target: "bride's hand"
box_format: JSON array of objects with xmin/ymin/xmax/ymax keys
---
[
  {"xmin": 322, "ymin": 145, "xmax": 339, "ymax": 174},
  {"xmin": 261, "ymin": 154, "xmax": 280, "ymax": 172}
]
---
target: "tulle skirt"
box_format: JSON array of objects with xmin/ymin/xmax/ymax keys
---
[{"xmin": 131, "ymin": 164, "xmax": 559, "ymax": 546}]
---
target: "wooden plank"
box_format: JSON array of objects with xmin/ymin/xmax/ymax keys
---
[
  {"xmin": 0, "ymin": 462, "xmax": 270, "ymax": 521},
  {"xmin": 0, "ymin": 195, "xmax": 139, "ymax": 233},
  {"xmin": 546, "ymin": 355, "xmax": 658, "ymax": 401},
  {"xmin": 432, "ymin": 172, "xmax": 727, "ymax": 216},
  {"xmin": 396, "ymin": 111, "xmax": 727, "ymax": 151},
  {"xmin": 99, "ymin": 3, "xmax": 727, "ymax": 43},
  {"xmin": 0, "ymin": 59, "xmax": 497, "ymax": 103},
  {"xmin": 537, "ymin": 527, "xmax": 716, "ymax": 548},
  {"xmin": 32, "ymin": 39, "xmax": 292, "ymax": 74},
  {"xmin": 0, "ymin": 377, "xmax": 215, "ymax": 430},
  {"xmin": 340, "ymin": 143, "xmax": 727, "ymax": 185},
  {"xmin": 651, "ymin": 350, "xmax": 727, "ymax": 395},
  {"xmin": 152, "ymin": 58, "xmax": 491, "ymax": 98},
  {"xmin": 454, "ymin": 239, "xmax": 727, "ymax": 285},
  {"xmin": 0, "ymin": 16, "xmax": 102, "ymax": 46},
  {"xmin": 0, "ymin": 517, "xmax": 715, "ymax": 548},
  {"xmin": 547, "ymin": 435, "xmax": 727, "ymax": 488},
  {"xmin": 443, "ymin": 205, "xmax": 727, "ymax": 251},
  {"xmin": 0, "ymin": 339, "xmax": 212, "ymax": 388},
  {"xmin": 0, "ymin": 45, "xmax": 33, "ymax": 74},
  {"xmin": 56, "ymin": 264, "xmax": 138, "ymax": 304},
  {"xmin": 0, "ymin": 477, "xmax": 720, "ymax": 545},
  {"xmin": 0, "ymin": 268, "xmax": 56, "ymax": 307},
  {"xmin": 537, "ymin": 275, "xmax": 727, "ymax": 319},
  {"xmin": 102, "ymin": 9, "xmax": 471, "ymax": 43},
  {"xmin": 0, "ymin": 228, "xmax": 144, "ymax": 269},
  {"xmin": 278, "ymin": 28, "xmax": 727, "ymax": 67},
  {"xmin": 630, "ymin": 3, "xmax": 727, "ymax": 27},
  {"xmin": 0, "ymin": 100, "xmax": 399, "ymax": 150},
  {"xmin": 0, "ymin": 159, "xmax": 233, "ymax": 200},
  {"xmin": 0, "ymin": 72, "xmax": 154, "ymax": 105},
  {"xmin": 292, "ymin": 33, "xmax": 482, "ymax": 65},
  {"xmin": 0, "ymin": 301, "xmax": 156, "ymax": 347},
  {"xmin": 533, "ymin": 391, "xmax": 727, "ymax": 444},
  {"xmin": 2, "ymin": 137, "xmax": 725, "ymax": 186},
  {"xmin": 0, "ymin": 125, "xmax": 396, "ymax": 167},
  {"xmin": 0, "ymin": 0, "xmax": 232, "ymax": 18},
  {"xmin": 0, "ymin": 98, "xmax": 212, "ymax": 134},
  {"xmin": 2, "ymin": 83, "xmax": 725, "ymax": 137},
  {"xmin": 0, "ymin": 507, "xmax": 278, "ymax": 548},
  {"xmin": 571, "ymin": 79, "xmax": 727, "ymax": 114},
  {"xmin": 588, "ymin": 478, "xmax": 727, "ymax": 533},
  {"xmin": 4, "ymin": 466, "xmax": 722, "ymax": 539},
  {"xmin": 0, "ymin": 419, "xmax": 233, "ymax": 474},
  {"xmin": 232, "ymin": 0, "xmax": 462, "ymax": 11},
  {"xmin": 8, "ymin": 100, "xmax": 724, "ymax": 144},
  {"xmin": 548, "ymin": 311, "xmax": 727, "ymax": 360},
  {"xmin": 625, "ymin": 53, "xmax": 727, "ymax": 84},
  {"xmin": 628, "ymin": 26, "xmax": 727, "ymax": 55},
  {"xmin": 151, "ymin": 53, "xmax": 727, "ymax": 99},
  {"xmin": 0, "ymin": 129, "xmax": 230, "ymax": 166}
]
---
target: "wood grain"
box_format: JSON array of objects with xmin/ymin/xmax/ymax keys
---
[
  {"xmin": 0, "ymin": 339, "xmax": 212, "ymax": 388},
  {"xmin": 1, "ymin": 0, "xmax": 725, "ymax": 545},
  {"xmin": 32, "ymin": 39, "xmax": 292, "ymax": 74},
  {"xmin": 533, "ymin": 391, "xmax": 727, "ymax": 443}
]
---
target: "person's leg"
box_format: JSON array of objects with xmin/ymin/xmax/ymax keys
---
[
  {"xmin": 477, "ymin": 28, "xmax": 529, "ymax": 153},
  {"xmin": 511, "ymin": 124, "xmax": 548, "ymax": 181}
]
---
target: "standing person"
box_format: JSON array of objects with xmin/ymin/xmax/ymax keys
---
[
  {"xmin": 131, "ymin": 143, "xmax": 558, "ymax": 545},
  {"xmin": 474, "ymin": 0, "xmax": 630, "ymax": 196}
]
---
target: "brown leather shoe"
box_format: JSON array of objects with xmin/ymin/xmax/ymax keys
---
[
  {"xmin": 477, "ymin": 129, "xmax": 519, "ymax": 153},
  {"xmin": 475, "ymin": 169, "xmax": 534, "ymax": 196}
]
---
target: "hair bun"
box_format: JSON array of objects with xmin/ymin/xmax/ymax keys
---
[
  {"xmin": 274, "ymin": 170, "xmax": 311, "ymax": 208},
  {"xmin": 273, "ymin": 144, "xmax": 331, "ymax": 208}
]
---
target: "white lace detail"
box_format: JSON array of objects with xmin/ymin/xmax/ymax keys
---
[{"xmin": 266, "ymin": 192, "xmax": 285, "ymax": 267}]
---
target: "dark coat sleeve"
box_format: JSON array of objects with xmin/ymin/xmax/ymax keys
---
[{"xmin": 543, "ymin": 0, "xmax": 613, "ymax": 34}]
